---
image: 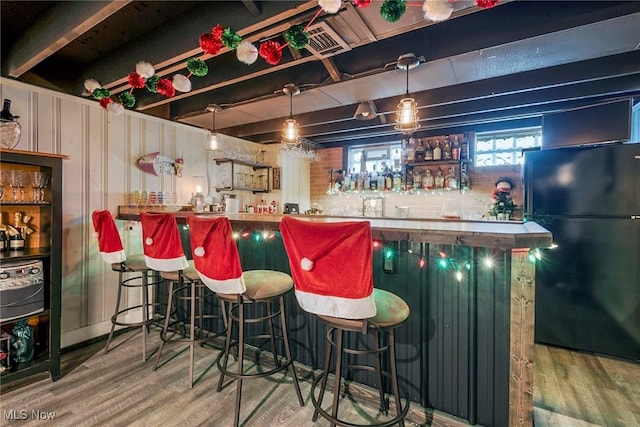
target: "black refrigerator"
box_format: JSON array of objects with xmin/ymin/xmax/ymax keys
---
[{"xmin": 523, "ymin": 143, "xmax": 640, "ymax": 361}]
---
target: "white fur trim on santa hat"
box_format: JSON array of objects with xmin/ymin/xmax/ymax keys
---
[
  {"xmin": 196, "ymin": 271, "xmax": 246, "ymax": 294},
  {"xmin": 93, "ymin": 231, "xmax": 99, "ymax": 238},
  {"xmin": 100, "ymin": 249, "xmax": 126, "ymax": 265},
  {"xmin": 194, "ymin": 246, "xmax": 205, "ymax": 257},
  {"xmin": 295, "ymin": 289, "xmax": 376, "ymax": 319},
  {"xmin": 144, "ymin": 255, "xmax": 189, "ymax": 272},
  {"xmin": 301, "ymin": 257, "xmax": 314, "ymax": 271}
]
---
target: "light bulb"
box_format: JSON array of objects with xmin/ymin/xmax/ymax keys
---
[
  {"xmin": 283, "ymin": 118, "xmax": 299, "ymax": 144},
  {"xmin": 208, "ymin": 132, "xmax": 218, "ymax": 151}
]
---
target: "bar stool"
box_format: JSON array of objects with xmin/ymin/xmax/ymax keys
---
[
  {"xmin": 188, "ymin": 215, "xmax": 304, "ymax": 427},
  {"xmin": 139, "ymin": 211, "xmax": 222, "ymax": 388},
  {"xmin": 280, "ymin": 216, "xmax": 410, "ymax": 427},
  {"xmin": 92, "ymin": 210, "xmax": 159, "ymax": 362}
]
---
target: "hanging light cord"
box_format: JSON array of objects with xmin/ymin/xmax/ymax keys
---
[
  {"xmin": 289, "ymin": 92, "xmax": 294, "ymax": 118},
  {"xmin": 405, "ymin": 66, "xmax": 410, "ymax": 95},
  {"xmin": 211, "ymin": 109, "xmax": 216, "ymax": 132}
]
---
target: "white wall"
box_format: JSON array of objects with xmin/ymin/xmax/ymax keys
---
[{"xmin": 0, "ymin": 78, "xmax": 293, "ymax": 347}]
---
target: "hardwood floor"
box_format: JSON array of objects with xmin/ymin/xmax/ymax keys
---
[{"xmin": 1, "ymin": 329, "xmax": 639, "ymax": 426}]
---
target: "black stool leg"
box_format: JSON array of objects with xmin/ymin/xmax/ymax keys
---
[
  {"xmin": 141, "ymin": 272, "xmax": 149, "ymax": 362},
  {"xmin": 153, "ymin": 280, "xmax": 174, "ymax": 372},
  {"xmin": 330, "ymin": 328, "xmax": 344, "ymax": 427},
  {"xmin": 373, "ymin": 328, "xmax": 387, "ymax": 414},
  {"xmin": 388, "ymin": 329, "xmax": 405, "ymax": 427},
  {"xmin": 266, "ymin": 302, "xmax": 280, "ymax": 367},
  {"xmin": 217, "ymin": 298, "xmax": 235, "ymax": 392},
  {"xmin": 233, "ymin": 300, "xmax": 245, "ymax": 427},
  {"xmin": 104, "ymin": 269, "xmax": 124, "ymax": 355},
  {"xmin": 313, "ymin": 327, "xmax": 334, "ymax": 422},
  {"xmin": 278, "ymin": 295, "xmax": 304, "ymax": 406},
  {"xmin": 188, "ymin": 280, "xmax": 196, "ymax": 388}
]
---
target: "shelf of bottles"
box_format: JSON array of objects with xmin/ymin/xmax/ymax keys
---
[{"xmin": 330, "ymin": 133, "xmax": 471, "ymax": 196}]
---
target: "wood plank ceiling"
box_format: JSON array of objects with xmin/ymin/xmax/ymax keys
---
[{"xmin": 2, "ymin": 1, "xmax": 639, "ymax": 147}]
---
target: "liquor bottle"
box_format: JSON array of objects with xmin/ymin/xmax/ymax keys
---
[
  {"xmin": 447, "ymin": 167, "xmax": 458, "ymax": 189},
  {"xmin": 433, "ymin": 139, "xmax": 442, "ymax": 161},
  {"xmin": 401, "ymin": 140, "xmax": 408, "ymax": 165},
  {"xmin": 435, "ymin": 168, "xmax": 445, "ymax": 189},
  {"xmin": 443, "ymin": 135, "xmax": 452, "ymax": 160},
  {"xmin": 424, "ymin": 140, "xmax": 433, "ymax": 161},
  {"xmin": 452, "ymin": 136, "xmax": 460, "ymax": 160},
  {"xmin": 413, "ymin": 169, "xmax": 422, "ymax": 190},
  {"xmin": 460, "ymin": 164, "xmax": 470, "ymax": 190},
  {"xmin": 370, "ymin": 166, "xmax": 378, "ymax": 191},
  {"xmin": 377, "ymin": 164, "xmax": 386, "ymax": 190},
  {"xmin": 0, "ymin": 230, "xmax": 7, "ymax": 251},
  {"xmin": 363, "ymin": 169, "xmax": 371, "ymax": 190},
  {"xmin": 460, "ymin": 136, "xmax": 469, "ymax": 160},
  {"xmin": 407, "ymin": 138, "xmax": 415, "ymax": 163},
  {"xmin": 422, "ymin": 169, "xmax": 434, "ymax": 190},
  {"xmin": 357, "ymin": 169, "xmax": 364, "ymax": 190},
  {"xmin": 384, "ymin": 166, "xmax": 392, "ymax": 191},
  {"xmin": 342, "ymin": 169, "xmax": 351, "ymax": 191},
  {"xmin": 415, "ymin": 139, "xmax": 425, "ymax": 163},
  {"xmin": 393, "ymin": 170, "xmax": 402, "ymax": 191},
  {"xmin": 1, "ymin": 99, "xmax": 15, "ymax": 122},
  {"xmin": 9, "ymin": 228, "xmax": 25, "ymax": 251},
  {"xmin": 350, "ymin": 168, "xmax": 357, "ymax": 191}
]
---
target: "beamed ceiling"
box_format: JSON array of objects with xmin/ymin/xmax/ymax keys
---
[{"xmin": 2, "ymin": 1, "xmax": 640, "ymax": 147}]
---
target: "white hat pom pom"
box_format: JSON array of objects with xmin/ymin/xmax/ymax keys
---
[
  {"xmin": 236, "ymin": 40, "xmax": 258, "ymax": 65},
  {"xmin": 301, "ymin": 257, "xmax": 314, "ymax": 271},
  {"xmin": 319, "ymin": 0, "xmax": 342, "ymax": 14},
  {"xmin": 107, "ymin": 102, "xmax": 125, "ymax": 115},
  {"xmin": 194, "ymin": 246, "xmax": 205, "ymax": 257},
  {"xmin": 84, "ymin": 79, "xmax": 102, "ymax": 92},
  {"xmin": 172, "ymin": 74, "xmax": 192, "ymax": 92},
  {"xmin": 136, "ymin": 61, "xmax": 155, "ymax": 79},
  {"xmin": 423, "ymin": 0, "xmax": 453, "ymax": 22},
  {"xmin": 145, "ymin": 237, "xmax": 153, "ymax": 246}
]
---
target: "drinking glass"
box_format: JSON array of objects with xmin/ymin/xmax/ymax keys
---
[
  {"xmin": 139, "ymin": 190, "xmax": 148, "ymax": 207},
  {"xmin": 29, "ymin": 171, "xmax": 49, "ymax": 202},
  {"xmin": 6, "ymin": 170, "xmax": 25, "ymax": 202}
]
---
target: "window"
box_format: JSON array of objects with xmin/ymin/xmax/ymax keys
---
[
  {"xmin": 347, "ymin": 143, "xmax": 402, "ymax": 174},
  {"xmin": 475, "ymin": 127, "xmax": 542, "ymax": 167}
]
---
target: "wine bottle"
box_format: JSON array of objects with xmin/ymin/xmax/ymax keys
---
[
  {"xmin": 0, "ymin": 230, "xmax": 7, "ymax": 251},
  {"xmin": 9, "ymin": 229, "xmax": 25, "ymax": 251}
]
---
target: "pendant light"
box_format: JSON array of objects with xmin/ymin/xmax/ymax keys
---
[
  {"xmin": 282, "ymin": 83, "xmax": 300, "ymax": 146},
  {"xmin": 206, "ymin": 104, "xmax": 221, "ymax": 151},
  {"xmin": 394, "ymin": 53, "xmax": 420, "ymax": 135}
]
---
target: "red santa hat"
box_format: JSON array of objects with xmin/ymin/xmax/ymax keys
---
[
  {"xmin": 92, "ymin": 210, "xmax": 126, "ymax": 264},
  {"xmin": 279, "ymin": 216, "xmax": 376, "ymax": 319},
  {"xmin": 139, "ymin": 212, "xmax": 189, "ymax": 272},
  {"xmin": 187, "ymin": 216, "xmax": 245, "ymax": 294}
]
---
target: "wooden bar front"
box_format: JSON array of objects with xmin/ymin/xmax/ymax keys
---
[{"xmin": 118, "ymin": 209, "xmax": 552, "ymax": 427}]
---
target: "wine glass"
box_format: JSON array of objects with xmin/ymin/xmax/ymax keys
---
[
  {"xmin": 6, "ymin": 169, "xmax": 25, "ymax": 202},
  {"xmin": 29, "ymin": 171, "xmax": 49, "ymax": 202}
]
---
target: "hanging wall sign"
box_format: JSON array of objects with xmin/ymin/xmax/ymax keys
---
[{"xmin": 136, "ymin": 152, "xmax": 183, "ymax": 176}]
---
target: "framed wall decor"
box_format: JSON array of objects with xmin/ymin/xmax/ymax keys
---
[{"xmin": 272, "ymin": 167, "xmax": 281, "ymax": 190}]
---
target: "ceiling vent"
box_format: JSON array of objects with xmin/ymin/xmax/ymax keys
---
[{"xmin": 305, "ymin": 22, "xmax": 351, "ymax": 59}]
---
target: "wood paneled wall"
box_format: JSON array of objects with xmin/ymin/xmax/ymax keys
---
[{"xmin": 0, "ymin": 78, "xmax": 289, "ymax": 348}]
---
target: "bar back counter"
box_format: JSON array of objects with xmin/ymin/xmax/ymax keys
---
[{"xmin": 118, "ymin": 209, "xmax": 552, "ymax": 427}]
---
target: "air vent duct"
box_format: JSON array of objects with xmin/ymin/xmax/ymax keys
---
[{"xmin": 305, "ymin": 22, "xmax": 351, "ymax": 58}]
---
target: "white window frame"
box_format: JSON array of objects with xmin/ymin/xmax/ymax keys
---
[{"xmin": 474, "ymin": 127, "xmax": 542, "ymax": 167}]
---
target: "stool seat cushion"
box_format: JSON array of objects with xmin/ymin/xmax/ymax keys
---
[
  {"xmin": 217, "ymin": 270, "xmax": 293, "ymax": 301},
  {"xmin": 111, "ymin": 253, "xmax": 151, "ymax": 272},
  {"xmin": 317, "ymin": 288, "xmax": 409, "ymax": 329},
  {"xmin": 160, "ymin": 260, "xmax": 201, "ymax": 282}
]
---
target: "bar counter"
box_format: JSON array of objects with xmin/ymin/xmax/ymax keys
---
[{"xmin": 118, "ymin": 207, "xmax": 552, "ymax": 427}]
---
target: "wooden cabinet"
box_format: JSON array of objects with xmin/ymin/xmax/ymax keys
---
[
  {"xmin": 214, "ymin": 158, "xmax": 272, "ymax": 193},
  {"xmin": 0, "ymin": 149, "xmax": 64, "ymax": 384}
]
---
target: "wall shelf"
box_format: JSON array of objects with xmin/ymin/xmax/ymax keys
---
[{"xmin": 213, "ymin": 158, "xmax": 272, "ymax": 194}]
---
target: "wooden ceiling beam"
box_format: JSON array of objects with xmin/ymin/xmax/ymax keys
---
[{"xmin": 6, "ymin": 1, "xmax": 131, "ymax": 77}]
